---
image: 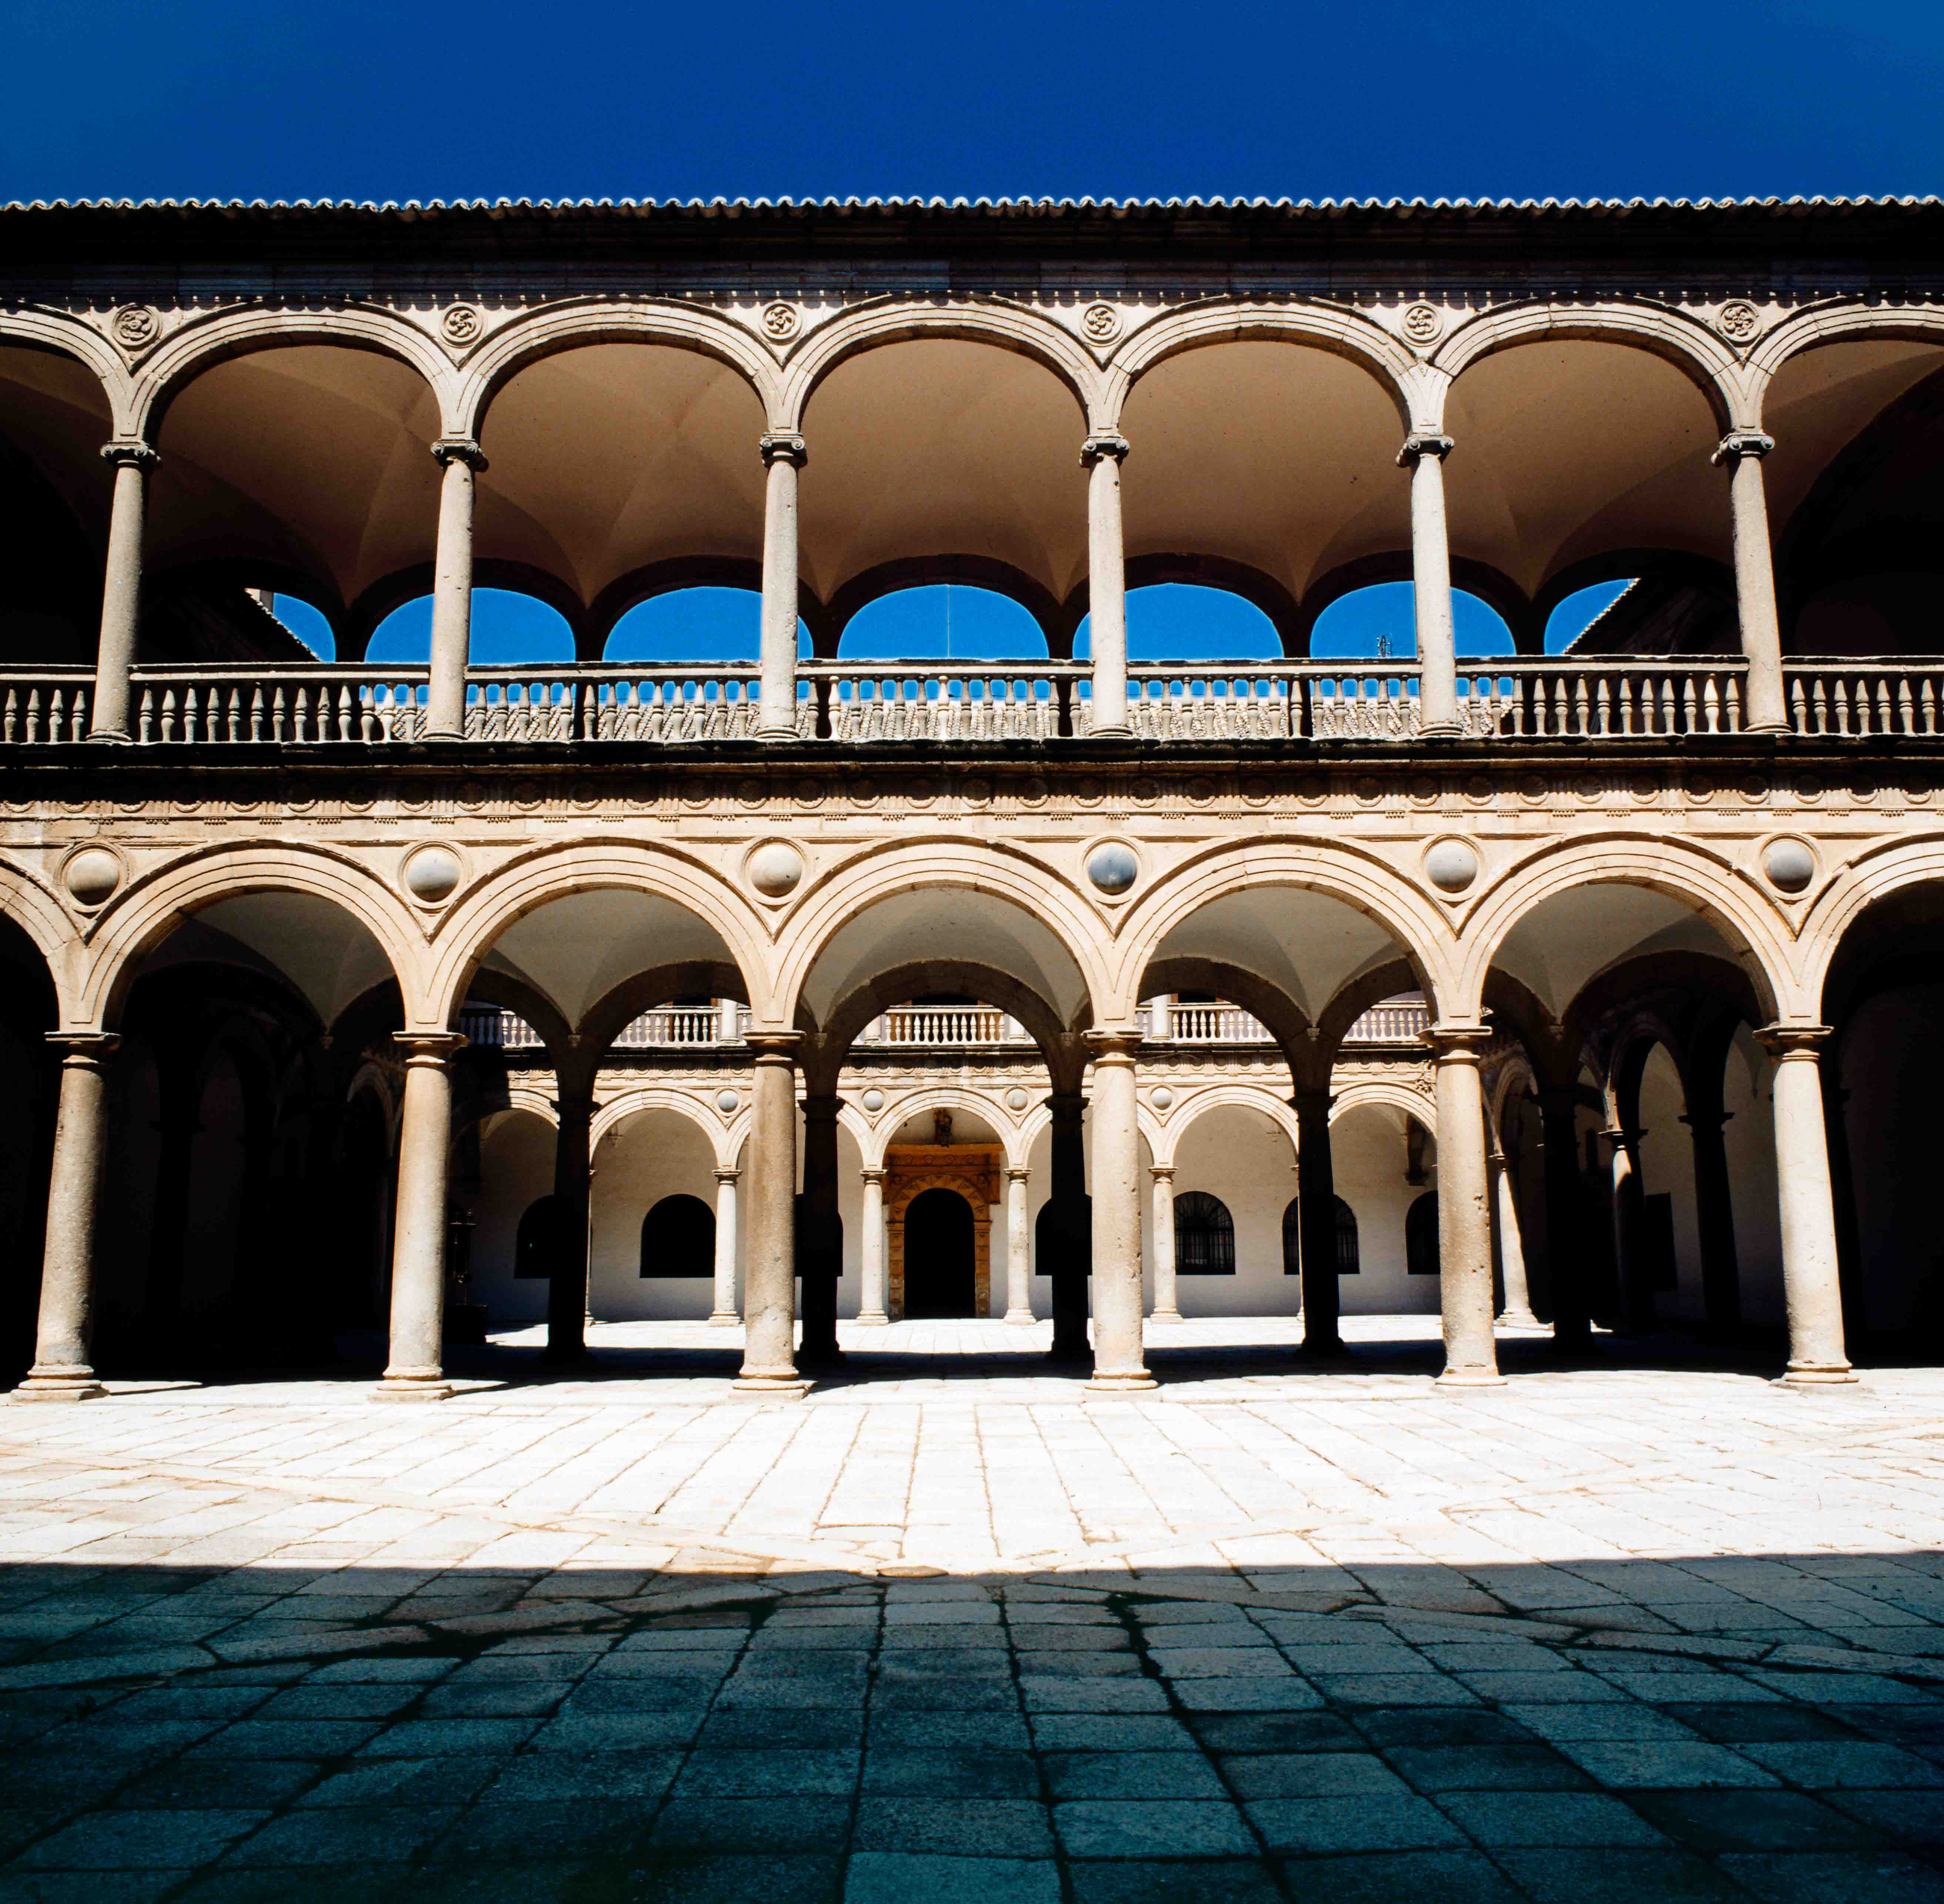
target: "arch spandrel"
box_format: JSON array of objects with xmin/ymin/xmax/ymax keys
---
[
  {"xmin": 73, "ymin": 841, "xmax": 428, "ymax": 1034},
  {"xmin": 0, "ymin": 853, "xmax": 88, "ymax": 1028},
  {"xmin": 777, "ymin": 299, "xmax": 1103, "ymax": 434},
  {"xmin": 1796, "ymin": 836, "xmax": 1944, "ymax": 1025},
  {"xmin": 1452, "ymin": 836, "xmax": 1797, "ymax": 1028},
  {"xmin": 1747, "ymin": 302, "xmax": 1944, "ymax": 396},
  {"xmin": 1108, "ymin": 841, "xmax": 1457, "ymax": 1028},
  {"xmin": 771, "ymin": 841, "xmax": 1114, "ymax": 1039},
  {"xmin": 424, "ymin": 841, "xmax": 772, "ymax": 1033},
  {"xmin": 130, "ymin": 304, "xmax": 459, "ymax": 442}
]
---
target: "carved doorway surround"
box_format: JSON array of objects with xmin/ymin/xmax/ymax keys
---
[{"xmin": 884, "ymin": 1143, "xmax": 1001, "ymax": 1321}]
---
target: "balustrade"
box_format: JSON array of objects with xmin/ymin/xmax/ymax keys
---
[{"xmin": 7, "ymin": 657, "xmax": 1943, "ymax": 748}]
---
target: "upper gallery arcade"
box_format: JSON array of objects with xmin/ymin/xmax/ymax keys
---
[{"xmin": 1, "ymin": 192, "xmax": 1943, "ymax": 1406}]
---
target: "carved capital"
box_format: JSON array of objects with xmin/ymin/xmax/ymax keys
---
[
  {"xmin": 745, "ymin": 1030, "xmax": 803, "ymax": 1061},
  {"xmin": 99, "ymin": 440, "xmax": 158, "ymax": 472},
  {"xmin": 1397, "ymin": 433, "xmax": 1454, "ymax": 468},
  {"xmin": 1428, "ymin": 1021, "xmax": 1492, "ymax": 1063},
  {"xmin": 759, "ymin": 431, "xmax": 808, "ymax": 468},
  {"xmin": 46, "ymin": 1031, "xmax": 122, "ymax": 1066},
  {"xmin": 432, "ymin": 437, "xmax": 488, "ymax": 471},
  {"xmin": 395, "ymin": 1031, "xmax": 468, "ymax": 1064},
  {"xmin": 1149, "ymin": 1163, "xmax": 1175, "ymax": 1182},
  {"xmin": 1712, "ymin": 429, "xmax": 1774, "ymax": 468},
  {"xmin": 714, "ymin": 1167, "xmax": 742, "ymax": 1185},
  {"xmin": 1756, "ymin": 1023, "xmax": 1831, "ymax": 1062},
  {"xmin": 1084, "ymin": 1028, "xmax": 1143, "ymax": 1061},
  {"xmin": 1080, "ymin": 432, "xmax": 1130, "ymax": 467}
]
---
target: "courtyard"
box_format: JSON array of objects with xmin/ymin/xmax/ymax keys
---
[{"xmin": 2, "ymin": 1319, "xmax": 1943, "ymax": 1901}]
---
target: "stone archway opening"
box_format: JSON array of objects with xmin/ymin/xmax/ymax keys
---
[{"xmin": 900, "ymin": 1186, "xmax": 981, "ymax": 1319}]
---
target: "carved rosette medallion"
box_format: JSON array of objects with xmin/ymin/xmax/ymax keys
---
[
  {"xmin": 1082, "ymin": 303, "xmax": 1123, "ymax": 344},
  {"xmin": 761, "ymin": 302, "xmax": 801, "ymax": 342},
  {"xmin": 1400, "ymin": 303, "xmax": 1443, "ymax": 346},
  {"xmin": 1716, "ymin": 300, "xmax": 1762, "ymax": 343},
  {"xmin": 440, "ymin": 304, "xmax": 484, "ymax": 349},
  {"xmin": 109, "ymin": 305, "xmax": 161, "ymax": 354}
]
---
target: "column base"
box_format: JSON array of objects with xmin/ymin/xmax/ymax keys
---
[
  {"xmin": 1083, "ymin": 1368, "xmax": 1157, "ymax": 1394},
  {"xmin": 1436, "ymin": 1367, "xmax": 1508, "ymax": 1388},
  {"xmin": 86, "ymin": 729, "xmax": 133, "ymax": 746},
  {"xmin": 11, "ymin": 1366, "xmax": 105, "ymax": 1401},
  {"xmin": 1087, "ymin": 722, "xmax": 1132, "ymax": 739},
  {"xmin": 1418, "ymin": 719, "xmax": 1464, "ymax": 739},
  {"xmin": 731, "ymin": 1370, "xmax": 812, "ymax": 1398},
  {"xmin": 1782, "ymin": 1361, "xmax": 1858, "ymax": 1385},
  {"xmin": 1003, "ymin": 1308, "xmax": 1037, "ymax": 1325},
  {"xmin": 371, "ymin": 1376, "xmax": 454, "ymax": 1403},
  {"xmin": 1496, "ymin": 1309, "xmax": 1547, "ymax": 1331},
  {"xmin": 855, "ymin": 1312, "xmax": 890, "ymax": 1326},
  {"xmin": 1148, "ymin": 1306, "xmax": 1182, "ymax": 1322},
  {"xmin": 753, "ymin": 724, "xmax": 798, "ymax": 742},
  {"xmin": 707, "ymin": 1309, "xmax": 742, "ymax": 1325}
]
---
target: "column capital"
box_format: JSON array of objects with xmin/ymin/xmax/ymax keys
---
[
  {"xmin": 802, "ymin": 1094, "xmax": 841, "ymax": 1124},
  {"xmin": 759, "ymin": 430, "xmax": 808, "ymax": 468},
  {"xmin": 1678, "ymin": 1108, "xmax": 1733, "ymax": 1132},
  {"xmin": 1085, "ymin": 1028, "xmax": 1143, "ymax": 1061},
  {"xmin": 99, "ymin": 439, "xmax": 158, "ymax": 472},
  {"xmin": 46, "ymin": 1030, "xmax": 121, "ymax": 1066},
  {"xmin": 1757, "ymin": 1023, "xmax": 1831, "ymax": 1061},
  {"xmin": 1006, "ymin": 1164, "xmax": 1032, "ymax": 1183},
  {"xmin": 714, "ymin": 1166, "xmax": 741, "ymax": 1185},
  {"xmin": 1397, "ymin": 432, "xmax": 1454, "ymax": 467},
  {"xmin": 744, "ymin": 1030, "xmax": 802, "ymax": 1060},
  {"xmin": 859, "ymin": 1166, "xmax": 885, "ymax": 1185},
  {"xmin": 1712, "ymin": 428, "xmax": 1774, "ymax": 467},
  {"xmin": 394, "ymin": 1031, "xmax": 467, "ymax": 1063},
  {"xmin": 1149, "ymin": 1162, "xmax": 1175, "ymax": 1182},
  {"xmin": 1080, "ymin": 431, "xmax": 1130, "ymax": 466},
  {"xmin": 1290, "ymin": 1086, "xmax": 1334, "ymax": 1121},
  {"xmin": 431, "ymin": 437, "xmax": 488, "ymax": 471},
  {"xmin": 1428, "ymin": 1021, "xmax": 1492, "ymax": 1061},
  {"xmin": 1602, "ymin": 1124, "xmax": 1647, "ymax": 1152}
]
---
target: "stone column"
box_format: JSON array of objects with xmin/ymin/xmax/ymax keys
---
[
  {"xmin": 1046, "ymin": 1093, "xmax": 1090, "ymax": 1360},
  {"xmin": 737, "ymin": 1034, "xmax": 807, "ymax": 1393},
  {"xmin": 1292, "ymin": 1088, "xmax": 1343, "ymax": 1356},
  {"xmin": 858, "ymin": 1168, "xmax": 888, "ymax": 1325},
  {"xmin": 1681, "ymin": 1106, "xmax": 1742, "ymax": 1333},
  {"xmin": 1537, "ymin": 1087, "xmax": 1589, "ymax": 1347},
  {"xmin": 757, "ymin": 432, "xmax": 806, "ymax": 738},
  {"xmin": 375, "ymin": 1033, "xmax": 466, "ymax": 1401},
  {"xmin": 13, "ymin": 1034, "xmax": 120, "ymax": 1400},
  {"xmin": 88, "ymin": 443, "xmax": 158, "ymax": 741},
  {"xmin": 1399, "ymin": 433, "xmax": 1459, "ymax": 736},
  {"xmin": 1759, "ymin": 1026, "xmax": 1856, "ymax": 1383},
  {"xmin": 1085, "ymin": 1032, "xmax": 1153, "ymax": 1391},
  {"xmin": 1082, "ymin": 433, "xmax": 1131, "ymax": 736},
  {"xmin": 710, "ymin": 1168, "xmax": 740, "ymax": 1322},
  {"xmin": 544, "ymin": 1091, "xmax": 594, "ymax": 1362},
  {"xmin": 1821, "ymin": 1062, "xmax": 1866, "ymax": 1344},
  {"xmin": 798, "ymin": 1094, "xmax": 842, "ymax": 1364},
  {"xmin": 1491, "ymin": 1143, "xmax": 1541, "ymax": 1329},
  {"xmin": 1605, "ymin": 1125, "xmax": 1654, "ymax": 1335},
  {"xmin": 1432, "ymin": 1025, "xmax": 1502, "ymax": 1385},
  {"xmin": 1713, "ymin": 430, "xmax": 1786, "ymax": 733},
  {"xmin": 1149, "ymin": 1165, "xmax": 1179, "ymax": 1321},
  {"xmin": 1004, "ymin": 1165, "xmax": 1033, "ymax": 1322},
  {"xmin": 425, "ymin": 439, "xmax": 486, "ymax": 740}
]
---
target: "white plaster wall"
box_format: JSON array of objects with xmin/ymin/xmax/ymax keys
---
[
  {"xmin": 591, "ymin": 1109, "xmax": 724, "ymax": 1321},
  {"xmin": 1636, "ymin": 1043, "xmax": 1705, "ymax": 1324},
  {"xmin": 1723, "ymin": 1035, "xmax": 1784, "ymax": 1326},
  {"xmin": 468, "ymin": 1109, "xmax": 556, "ymax": 1325},
  {"xmin": 1160, "ymin": 1104, "xmax": 1299, "ymax": 1318},
  {"xmin": 1330, "ymin": 1103, "xmax": 1441, "ymax": 1316}
]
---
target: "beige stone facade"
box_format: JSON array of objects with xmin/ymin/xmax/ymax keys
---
[{"xmin": 1, "ymin": 195, "xmax": 1942, "ymax": 1401}]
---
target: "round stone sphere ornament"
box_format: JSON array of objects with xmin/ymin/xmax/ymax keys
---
[
  {"xmin": 1423, "ymin": 839, "xmax": 1480, "ymax": 895},
  {"xmin": 1762, "ymin": 837, "xmax": 1817, "ymax": 894},
  {"xmin": 401, "ymin": 844, "xmax": 462, "ymax": 904},
  {"xmin": 1150, "ymin": 1086, "xmax": 1174, "ymax": 1110},
  {"xmin": 715, "ymin": 1090, "xmax": 741, "ymax": 1114},
  {"xmin": 1085, "ymin": 841, "xmax": 1139, "ymax": 896},
  {"xmin": 746, "ymin": 840, "xmax": 804, "ymax": 899},
  {"xmin": 63, "ymin": 848, "xmax": 121, "ymax": 907},
  {"xmin": 1005, "ymin": 1087, "xmax": 1029, "ymax": 1111},
  {"xmin": 861, "ymin": 1089, "xmax": 885, "ymax": 1113}
]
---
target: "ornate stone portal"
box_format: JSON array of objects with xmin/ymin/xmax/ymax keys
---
[{"xmin": 883, "ymin": 1144, "xmax": 1001, "ymax": 1322}]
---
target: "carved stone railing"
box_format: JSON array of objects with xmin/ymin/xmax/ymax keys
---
[{"xmin": 11, "ymin": 657, "xmax": 1944, "ymax": 748}]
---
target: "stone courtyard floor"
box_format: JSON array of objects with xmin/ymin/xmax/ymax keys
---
[{"xmin": 4, "ymin": 1316, "xmax": 1944, "ymax": 1901}]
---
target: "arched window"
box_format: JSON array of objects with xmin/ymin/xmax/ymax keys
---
[
  {"xmin": 1333, "ymin": 1197, "xmax": 1361, "ymax": 1275},
  {"xmin": 1407, "ymin": 1192, "xmax": 1440, "ymax": 1276},
  {"xmin": 1174, "ymin": 1191, "xmax": 1235, "ymax": 1275},
  {"xmin": 643, "ymin": 1194, "xmax": 715, "ymax": 1277},
  {"xmin": 1283, "ymin": 1196, "xmax": 1301, "ymax": 1276},
  {"xmin": 515, "ymin": 1195, "xmax": 563, "ymax": 1279}
]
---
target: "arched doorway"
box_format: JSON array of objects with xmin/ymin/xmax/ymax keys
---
[{"xmin": 904, "ymin": 1188, "xmax": 977, "ymax": 1318}]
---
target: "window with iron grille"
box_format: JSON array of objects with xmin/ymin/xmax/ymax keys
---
[{"xmin": 1174, "ymin": 1190, "xmax": 1236, "ymax": 1275}]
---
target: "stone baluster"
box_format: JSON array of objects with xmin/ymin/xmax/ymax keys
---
[
  {"xmin": 1085, "ymin": 1031, "xmax": 1153, "ymax": 1391},
  {"xmin": 1082, "ymin": 433, "xmax": 1131, "ymax": 736},
  {"xmin": 426, "ymin": 439, "xmax": 486, "ymax": 739},
  {"xmin": 1005, "ymin": 1165, "xmax": 1034, "ymax": 1322},
  {"xmin": 1431, "ymin": 1024, "xmax": 1503, "ymax": 1385},
  {"xmin": 1758, "ymin": 1026, "xmax": 1856, "ymax": 1383},
  {"xmin": 374, "ymin": 1033, "xmax": 466, "ymax": 1401},
  {"xmin": 858, "ymin": 1168, "xmax": 889, "ymax": 1325},
  {"xmin": 88, "ymin": 443, "xmax": 158, "ymax": 742},
  {"xmin": 758, "ymin": 432, "xmax": 806, "ymax": 737},
  {"xmin": 1713, "ymin": 429, "xmax": 1787, "ymax": 732},
  {"xmin": 1399, "ymin": 433, "xmax": 1459, "ymax": 735},
  {"xmin": 736, "ymin": 1034, "xmax": 808, "ymax": 1393},
  {"xmin": 710, "ymin": 1167, "xmax": 741, "ymax": 1322},
  {"xmin": 1149, "ymin": 1164, "xmax": 1180, "ymax": 1321},
  {"xmin": 12, "ymin": 1034, "xmax": 120, "ymax": 1400}
]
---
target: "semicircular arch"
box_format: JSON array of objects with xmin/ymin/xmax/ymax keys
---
[
  {"xmin": 1150, "ymin": 1082, "xmax": 1300, "ymax": 1169},
  {"xmin": 0, "ymin": 308, "xmax": 137, "ymax": 435},
  {"xmin": 1331, "ymin": 1078, "xmax": 1438, "ymax": 1134},
  {"xmin": 591, "ymin": 1085, "xmax": 740, "ymax": 1166}
]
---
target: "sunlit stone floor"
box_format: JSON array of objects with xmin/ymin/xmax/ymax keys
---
[{"xmin": 3, "ymin": 1318, "xmax": 1943, "ymax": 1901}]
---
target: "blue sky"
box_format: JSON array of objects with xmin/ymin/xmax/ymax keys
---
[{"xmin": 10, "ymin": 0, "xmax": 1930, "ymax": 666}]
